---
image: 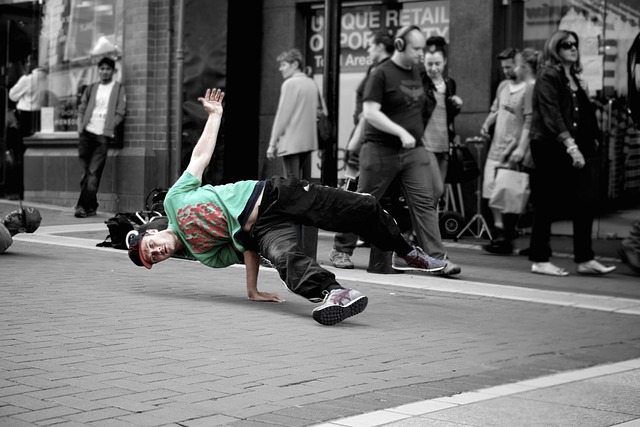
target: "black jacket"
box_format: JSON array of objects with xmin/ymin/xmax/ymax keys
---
[
  {"xmin": 530, "ymin": 65, "xmax": 600, "ymax": 155},
  {"xmin": 422, "ymin": 73, "xmax": 461, "ymax": 143}
]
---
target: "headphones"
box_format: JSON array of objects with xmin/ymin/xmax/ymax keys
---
[{"xmin": 394, "ymin": 25, "xmax": 421, "ymax": 52}]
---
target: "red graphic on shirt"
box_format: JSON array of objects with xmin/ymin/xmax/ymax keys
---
[{"xmin": 176, "ymin": 203, "xmax": 228, "ymax": 253}]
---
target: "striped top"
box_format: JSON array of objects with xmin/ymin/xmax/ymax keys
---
[{"xmin": 422, "ymin": 90, "xmax": 449, "ymax": 152}]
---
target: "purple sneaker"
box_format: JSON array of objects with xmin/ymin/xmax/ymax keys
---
[
  {"xmin": 392, "ymin": 246, "xmax": 446, "ymax": 272},
  {"xmin": 312, "ymin": 288, "xmax": 368, "ymax": 326}
]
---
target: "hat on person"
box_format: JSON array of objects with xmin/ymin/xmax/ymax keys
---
[
  {"xmin": 127, "ymin": 230, "xmax": 153, "ymax": 269},
  {"xmin": 0, "ymin": 223, "xmax": 13, "ymax": 253},
  {"xmin": 3, "ymin": 206, "xmax": 42, "ymax": 236}
]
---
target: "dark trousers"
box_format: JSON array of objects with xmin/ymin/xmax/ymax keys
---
[
  {"xmin": 528, "ymin": 143, "xmax": 596, "ymax": 263},
  {"xmin": 3, "ymin": 124, "xmax": 24, "ymax": 198},
  {"xmin": 77, "ymin": 131, "xmax": 110, "ymax": 212},
  {"xmin": 281, "ymin": 151, "xmax": 317, "ymax": 258},
  {"xmin": 3, "ymin": 109, "xmax": 36, "ymax": 198},
  {"xmin": 252, "ymin": 177, "xmax": 412, "ymax": 302},
  {"xmin": 281, "ymin": 151, "xmax": 311, "ymax": 180},
  {"xmin": 335, "ymin": 143, "xmax": 445, "ymax": 259},
  {"xmin": 17, "ymin": 109, "xmax": 39, "ymax": 138}
]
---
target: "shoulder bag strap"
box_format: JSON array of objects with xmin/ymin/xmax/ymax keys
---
[{"xmin": 311, "ymin": 77, "xmax": 328, "ymax": 115}]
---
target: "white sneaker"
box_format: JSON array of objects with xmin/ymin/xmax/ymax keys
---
[{"xmin": 312, "ymin": 288, "xmax": 368, "ymax": 325}]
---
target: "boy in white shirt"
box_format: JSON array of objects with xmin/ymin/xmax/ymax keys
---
[{"xmin": 75, "ymin": 56, "xmax": 126, "ymax": 218}]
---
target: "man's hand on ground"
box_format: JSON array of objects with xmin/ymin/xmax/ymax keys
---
[{"xmin": 248, "ymin": 291, "xmax": 286, "ymax": 303}]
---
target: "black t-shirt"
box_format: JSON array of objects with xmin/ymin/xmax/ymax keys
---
[
  {"xmin": 354, "ymin": 58, "xmax": 390, "ymax": 125},
  {"xmin": 362, "ymin": 59, "xmax": 427, "ymax": 148}
]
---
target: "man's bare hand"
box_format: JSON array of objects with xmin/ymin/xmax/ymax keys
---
[
  {"xmin": 400, "ymin": 132, "xmax": 416, "ymax": 149},
  {"xmin": 197, "ymin": 88, "xmax": 225, "ymax": 116},
  {"xmin": 248, "ymin": 291, "xmax": 286, "ymax": 303}
]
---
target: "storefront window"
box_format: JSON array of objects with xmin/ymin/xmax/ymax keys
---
[
  {"xmin": 37, "ymin": 0, "xmax": 124, "ymax": 133},
  {"xmin": 523, "ymin": 0, "xmax": 638, "ymax": 98},
  {"xmin": 306, "ymin": 1, "xmax": 450, "ymax": 179},
  {"xmin": 523, "ymin": 0, "xmax": 640, "ymax": 200}
]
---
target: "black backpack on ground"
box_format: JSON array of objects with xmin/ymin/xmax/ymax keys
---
[
  {"xmin": 97, "ymin": 187, "xmax": 169, "ymax": 250},
  {"xmin": 97, "ymin": 212, "xmax": 148, "ymax": 250}
]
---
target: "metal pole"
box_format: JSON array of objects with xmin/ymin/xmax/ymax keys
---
[
  {"xmin": 165, "ymin": 0, "xmax": 174, "ymax": 189},
  {"xmin": 174, "ymin": 0, "xmax": 185, "ymax": 183},
  {"xmin": 321, "ymin": 0, "xmax": 340, "ymax": 187},
  {"xmin": 0, "ymin": 22, "xmax": 10, "ymax": 187}
]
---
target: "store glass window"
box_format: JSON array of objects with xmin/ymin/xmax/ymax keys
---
[
  {"xmin": 306, "ymin": 1, "xmax": 450, "ymax": 179},
  {"xmin": 523, "ymin": 0, "xmax": 640, "ymax": 200},
  {"xmin": 523, "ymin": 0, "xmax": 638, "ymax": 98},
  {"xmin": 37, "ymin": 0, "xmax": 124, "ymax": 133}
]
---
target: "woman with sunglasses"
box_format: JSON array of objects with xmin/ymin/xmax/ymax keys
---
[{"xmin": 527, "ymin": 29, "xmax": 615, "ymax": 276}]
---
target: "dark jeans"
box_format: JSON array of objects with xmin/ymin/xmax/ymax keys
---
[
  {"xmin": 252, "ymin": 177, "xmax": 412, "ymax": 302},
  {"xmin": 281, "ymin": 151, "xmax": 311, "ymax": 179},
  {"xmin": 335, "ymin": 142, "xmax": 446, "ymax": 259},
  {"xmin": 3, "ymin": 124, "xmax": 24, "ymax": 197},
  {"xmin": 281, "ymin": 150, "xmax": 316, "ymax": 258},
  {"xmin": 528, "ymin": 141, "xmax": 596, "ymax": 263},
  {"xmin": 16, "ymin": 109, "xmax": 39, "ymax": 138},
  {"xmin": 77, "ymin": 131, "xmax": 110, "ymax": 212}
]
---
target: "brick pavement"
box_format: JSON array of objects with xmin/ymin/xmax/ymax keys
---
[{"xmin": 1, "ymin": 199, "xmax": 640, "ymax": 426}]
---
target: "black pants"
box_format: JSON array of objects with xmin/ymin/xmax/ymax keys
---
[
  {"xmin": 251, "ymin": 177, "xmax": 412, "ymax": 302},
  {"xmin": 528, "ymin": 141, "xmax": 596, "ymax": 263},
  {"xmin": 77, "ymin": 131, "xmax": 110, "ymax": 212}
]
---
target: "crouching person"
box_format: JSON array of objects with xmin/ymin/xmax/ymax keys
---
[{"xmin": 127, "ymin": 88, "xmax": 445, "ymax": 325}]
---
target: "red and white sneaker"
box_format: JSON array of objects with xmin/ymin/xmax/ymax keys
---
[{"xmin": 392, "ymin": 245, "xmax": 446, "ymax": 272}]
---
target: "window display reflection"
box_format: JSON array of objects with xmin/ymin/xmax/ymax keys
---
[
  {"xmin": 523, "ymin": 0, "xmax": 640, "ymax": 200},
  {"xmin": 37, "ymin": 0, "xmax": 124, "ymax": 133}
]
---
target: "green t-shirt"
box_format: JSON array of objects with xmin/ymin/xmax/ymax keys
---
[{"xmin": 164, "ymin": 171, "xmax": 258, "ymax": 268}]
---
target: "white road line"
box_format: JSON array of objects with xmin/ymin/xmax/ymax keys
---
[{"xmin": 311, "ymin": 358, "xmax": 640, "ymax": 427}]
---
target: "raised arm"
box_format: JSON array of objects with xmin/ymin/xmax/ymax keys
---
[{"xmin": 186, "ymin": 88, "xmax": 225, "ymax": 181}]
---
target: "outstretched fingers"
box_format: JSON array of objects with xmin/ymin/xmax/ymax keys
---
[
  {"xmin": 213, "ymin": 88, "xmax": 225, "ymax": 103},
  {"xmin": 207, "ymin": 88, "xmax": 224, "ymax": 102},
  {"xmin": 197, "ymin": 88, "xmax": 225, "ymax": 105}
]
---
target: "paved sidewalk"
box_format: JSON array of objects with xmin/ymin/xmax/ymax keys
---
[
  {"xmin": 315, "ymin": 358, "xmax": 640, "ymax": 427},
  {"xmin": 2, "ymin": 198, "xmax": 640, "ymax": 426}
]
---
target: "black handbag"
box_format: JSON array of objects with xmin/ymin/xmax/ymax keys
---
[
  {"xmin": 314, "ymin": 81, "xmax": 333, "ymax": 150},
  {"xmin": 316, "ymin": 108, "xmax": 332, "ymax": 150},
  {"xmin": 445, "ymin": 142, "xmax": 480, "ymax": 184}
]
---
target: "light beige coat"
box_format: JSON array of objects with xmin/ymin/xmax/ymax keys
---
[{"xmin": 269, "ymin": 72, "xmax": 318, "ymax": 156}]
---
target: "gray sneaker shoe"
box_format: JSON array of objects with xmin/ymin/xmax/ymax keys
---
[
  {"xmin": 392, "ymin": 246, "xmax": 446, "ymax": 272},
  {"xmin": 329, "ymin": 249, "xmax": 354, "ymax": 269},
  {"xmin": 432, "ymin": 260, "xmax": 462, "ymax": 276},
  {"xmin": 312, "ymin": 288, "xmax": 368, "ymax": 325}
]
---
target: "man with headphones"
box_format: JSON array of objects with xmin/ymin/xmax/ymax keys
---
[{"xmin": 331, "ymin": 25, "xmax": 462, "ymax": 276}]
